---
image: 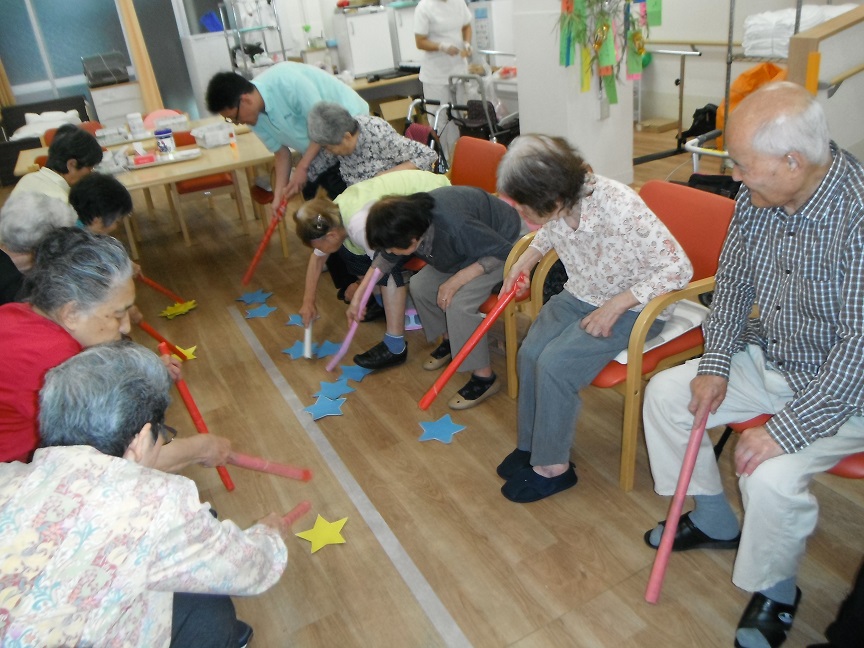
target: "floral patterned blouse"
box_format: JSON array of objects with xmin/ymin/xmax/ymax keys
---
[
  {"xmin": 530, "ymin": 173, "xmax": 693, "ymax": 319},
  {"xmin": 0, "ymin": 446, "xmax": 287, "ymax": 647},
  {"xmin": 316, "ymin": 115, "xmax": 438, "ymax": 186}
]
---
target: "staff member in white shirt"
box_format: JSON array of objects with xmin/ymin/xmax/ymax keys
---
[{"xmin": 414, "ymin": 0, "xmax": 473, "ymax": 158}]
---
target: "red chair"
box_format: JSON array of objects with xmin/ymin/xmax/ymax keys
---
[
  {"xmin": 42, "ymin": 121, "xmax": 104, "ymax": 146},
  {"xmin": 524, "ymin": 180, "xmax": 736, "ymax": 490},
  {"xmin": 720, "ymin": 414, "xmax": 864, "ymax": 479},
  {"xmin": 447, "ymin": 136, "xmax": 507, "ymax": 194},
  {"xmin": 166, "ymin": 130, "xmax": 249, "ymax": 246}
]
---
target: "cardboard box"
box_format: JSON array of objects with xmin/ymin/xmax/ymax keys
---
[{"xmin": 375, "ymin": 97, "xmax": 412, "ymax": 135}]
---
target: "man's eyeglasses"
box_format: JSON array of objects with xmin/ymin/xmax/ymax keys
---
[
  {"xmin": 224, "ymin": 101, "xmax": 241, "ymax": 125},
  {"xmin": 152, "ymin": 421, "xmax": 178, "ymax": 445}
]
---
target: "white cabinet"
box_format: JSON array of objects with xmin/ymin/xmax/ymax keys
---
[
  {"xmin": 390, "ymin": 4, "xmax": 422, "ymax": 66},
  {"xmin": 182, "ymin": 33, "xmax": 233, "ymax": 119},
  {"xmin": 90, "ymin": 82, "xmax": 145, "ymax": 128},
  {"xmin": 332, "ymin": 7, "xmax": 396, "ymax": 78}
]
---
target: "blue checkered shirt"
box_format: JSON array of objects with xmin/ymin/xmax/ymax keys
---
[{"xmin": 698, "ymin": 142, "xmax": 864, "ymax": 452}]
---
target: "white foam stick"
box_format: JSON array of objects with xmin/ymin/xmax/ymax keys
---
[{"xmin": 304, "ymin": 324, "xmax": 313, "ymax": 359}]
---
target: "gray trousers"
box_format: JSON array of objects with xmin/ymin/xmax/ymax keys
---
[{"xmin": 410, "ymin": 264, "xmax": 502, "ymax": 374}]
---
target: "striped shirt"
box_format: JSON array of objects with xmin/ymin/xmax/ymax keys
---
[{"xmin": 698, "ymin": 142, "xmax": 864, "ymax": 452}]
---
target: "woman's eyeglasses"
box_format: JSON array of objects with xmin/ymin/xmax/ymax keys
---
[{"xmin": 152, "ymin": 421, "xmax": 178, "ymax": 445}]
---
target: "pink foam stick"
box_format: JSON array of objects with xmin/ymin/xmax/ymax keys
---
[
  {"xmin": 283, "ymin": 500, "xmax": 312, "ymax": 525},
  {"xmin": 644, "ymin": 412, "xmax": 710, "ymax": 603},
  {"xmin": 326, "ymin": 267, "xmax": 382, "ymax": 372},
  {"xmin": 228, "ymin": 451, "xmax": 313, "ymax": 481},
  {"xmin": 419, "ymin": 279, "xmax": 520, "ymax": 410},
  {"xmin": 242, "ymin": 196, "xmax": 288, "ymax": 286},
  {"xmin": 136, "ymin": 273, "xmax": 187, "ymax": 304}
]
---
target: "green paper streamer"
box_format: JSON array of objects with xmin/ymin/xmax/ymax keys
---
[
  {"xmin": 626, "ymin": 30, "xmax": 643, "ymax": 75},
  {"xmin": 597, "ymin": 20, "xmax": 616, "ymax": 68},
  {"xmin": 647, "ymin": 0, "xmax": 662, "ymax": 27},
  {"xmin": 603, "ymin": 74, "xmax": 618, "ymax": 104}
]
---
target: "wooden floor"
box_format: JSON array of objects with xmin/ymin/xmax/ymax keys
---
[{"xmin": 3, "ymin": 130, "xmax": 861, "ymax": 647}]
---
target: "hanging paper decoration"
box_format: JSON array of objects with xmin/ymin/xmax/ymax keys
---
[{"xmin": 558, "ymin": 0, "xmax": 656, "ymax": 103}]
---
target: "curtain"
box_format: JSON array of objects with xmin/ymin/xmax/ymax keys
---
[{"xmin": 0, "ymin": 57, "xmax": 15, "ymax": 108}]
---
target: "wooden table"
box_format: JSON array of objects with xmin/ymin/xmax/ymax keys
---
[
  {"xmin": 350, "ymin": 73, "xmax": 422, "ymax": 103},
  {"xmin": 15, "ymin": 131, "xmax": 273, "ymax": 259}
]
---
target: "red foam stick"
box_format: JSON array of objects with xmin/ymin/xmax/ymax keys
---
[
  {"xmin": 418, "ymin": 279, "xmax": 521, "ymax": 410},
  {"xmin": 136, "ymin": 273, "xmax": 187, "ymax": 304},
  {"xmin": 242, "ymin": 196, "xmax": 289, "ymax": 285},
  {"xmin": 158, "ymin": 342, "xmax": 235, "ymax": 492},
  {"xmin": 644, "ymin": 412, "xmax": 710, "ymax": 603},
  {"xmin": 283, "ymin": 500, "xmax": 312, "ymax": 525},
  {"xmin": 138, "ymin": 321, "xmax": 189, "ymax": 361},
  {"xmin": 325, "ymin": 267, "xmax": 382, "ymax": 372},
  {"xmin": 228, "ymin": 451, "xmax": 313, "ymax": 481}
]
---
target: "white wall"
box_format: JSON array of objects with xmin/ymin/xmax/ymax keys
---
[
  {"xmin": 639, "ymin": 0, "xmax": 863, "ymax": 126},
  {"xmin": 513, "ymin": 0, "xmax": 634, "ymax": 184}
]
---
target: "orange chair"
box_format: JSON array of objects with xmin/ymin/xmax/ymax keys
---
[
  {"xmin": 165, "ymin": 130, "xmax": 249, "ymax": 246},
  {"xmin": 719, "ymin": 414, "xmax": 864, "ymax": 479},
  {"xmin": 520, "ymin": 180, "xmax": 736, "ymax": 490},
  {"xmin": 249, "ymin": 167, "xmax": 290, "ymax": 258},
  {"xmin": 447, "ymin": 136, "xmax": 507, "ymax": 193},
  {"xmin": 42, "ymin": 120, "xmax": 104, "ymax": 146}
]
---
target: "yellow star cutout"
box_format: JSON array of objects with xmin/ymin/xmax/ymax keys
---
[
  {"xmin": 172, "ymin": 345, "xmax": 197, "ymax": 361},
  {"xmin": 160, "ymin": 300, "xmax": 198, "ymax": 319},
  {"xmin": 295, "ymin": 515, "xmax": 348, "ymax": 553}
]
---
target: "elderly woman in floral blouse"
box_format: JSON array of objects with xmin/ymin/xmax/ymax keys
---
[
  {"xmin": 493, "ymin": 135, "xmax": 694, "ymax": 503},
  {"xmin": 307, "ymin": 101, "xmax": 438, "ymax": 186}
]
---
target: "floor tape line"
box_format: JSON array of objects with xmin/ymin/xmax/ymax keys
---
[{"xmin": 229, "ymin": 308, "xmax": 472, "ymax": 648}]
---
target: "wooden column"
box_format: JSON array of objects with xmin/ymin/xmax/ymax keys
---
[{"xmin": 116, "ymin": 0, "xmax": 164, "ymax": 114}]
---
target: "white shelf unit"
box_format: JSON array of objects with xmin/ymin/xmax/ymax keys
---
[{"xmin": 219, "ymin": 0, "xmax": 288, "ymax": 79}]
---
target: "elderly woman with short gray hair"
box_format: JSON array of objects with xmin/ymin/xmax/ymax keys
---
[
  {"xmin": 307, "ymin": 101, "xmax": 437, "ymax": 186},
  {"xmin": 0, "ymin": 192, "xmax": 77, "ymax": 305},
  {"xmin": 0, "ymin": 227, "xmax": 230, "ymax": 471},
  {"xmin": 0, "ymin": 341, "xmax": 288, "ymax": 647}
]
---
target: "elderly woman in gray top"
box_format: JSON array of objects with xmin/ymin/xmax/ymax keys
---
[
  {"xmin": 307, "ymin": 101, "xmax": 438, "ymax": 186},
  {"xmin": 0, "ymin": 192, "xmax": 77, "ymax": 305}
]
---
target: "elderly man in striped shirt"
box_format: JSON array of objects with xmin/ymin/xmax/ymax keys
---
[{"xmin": 641, "ymin": 81, "xmax": 864, "ymax": 648}]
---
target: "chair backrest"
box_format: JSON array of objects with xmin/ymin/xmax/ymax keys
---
[
  {"xmin": 78, "ymin": 120, "xmax": 104, "ymax": 135},
  {"xmin": 172, "ymin": 130, "xmax": 196, "ymax": 147},
  {"xmin": 448, "ymin": 136, "xmax": 507, "ymax": 194},
  {"xmin": 143, "ymin": 109, "xmax": 183, "ymax": 130},
  {"xmin": 638, "ymin": 180, "xmax": 736, "ymax": 281}
]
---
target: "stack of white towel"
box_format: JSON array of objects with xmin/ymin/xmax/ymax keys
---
[{"xmin": 743, "ymin": 4, "xmax": 858, "ymax": 58}]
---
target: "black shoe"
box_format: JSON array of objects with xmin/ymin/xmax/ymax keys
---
[
  {"xmin": 501, "ymin": 464, "xmax": 578, "ymax": 503},
  {"xmin": 448, "ymin": 373, "xmax": 500, "ymax": 409},
  {"xmin": 362, "ymin": 298, "xmax": 385, "ymax": 322},
  {"xmin": 423, "ymin": 338, "xmax": 451, "ymax": 371},
  {"xmin": 643, "ymin": 512, "xmax": 740, "ymax": 551},
  {"xmin": 353, "ymin": 341, "xmax": 407, "ymax": 370},
  {"xmin": 497, "ymin": 448, "xmax": 531, "ymax": 479},
  {"xmin": 236, "ymin": 621, "xmax": 253, "ymax": 648},
  {"xmin": 734, "ymin": 589, "xmax": 802, "ymax": 648}
]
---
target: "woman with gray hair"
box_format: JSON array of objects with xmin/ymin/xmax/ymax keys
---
[
  {"xmin": 0, "ymin": 192, "xmax": 77, "ymax": 304},
  {"xmin": 0, "ymin": 341, "xmax": 288, "ymax": 647},
  {"xmin": 0, "ymin": 227, "xmax": 230, "ymax": 471},
  {"xmin": 307, "ymin": 101, "xmax": 437, "ymax": 186},
  {"xmin": 493, "ymin": 134, "xmax": 693, "ymax": 503}
]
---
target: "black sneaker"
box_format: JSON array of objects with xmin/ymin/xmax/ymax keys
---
[
  {"xmin": 353, "ymin": 341, "xmax": 407, "ymax": 370},
  {"xmin": 362, "ymin": 298, "xmax": 385, "ymax": 322},
  {"xmin": 236, "ymin": 621, "xmax": 253, "ymax": 648},
  {"xmin": 423, "ymin": 338, "xmax": 451, "ymax": 371}
]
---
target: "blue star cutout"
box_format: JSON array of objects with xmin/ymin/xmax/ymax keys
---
[
  {"xmin": 419, "ymin": 415, "xmax": 466, "ymax": 444},
  {"xmin": 282, "ymin": 340, "xmax": 319, "ymax": 359},
  {"xmin": 237, "ymin": 289, "xmax": 273, "ymax": 305},
  {"xmin": 339, "ymin": 365, "xmax": 374, "ymax": 382},
  {"xmin": 316, "ymin": 340, "xmax": 341, "ymax": 358},
  {"xmin": 286, "ymin": 314, "xmax": 304, "ymax": 327},
  {"xmin": 245, "ymin": 304, "xmax": 277, "ymax": 318},
  {"xmin": 314, "ymin": 378, "xmax": 355, "ymax": 399},
  {"xmin": 304, "ymin": 396, "xmax": 346, "ymax": 420}
]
